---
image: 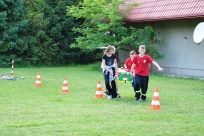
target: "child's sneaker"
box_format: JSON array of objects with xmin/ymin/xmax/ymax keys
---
[
  {"xmin": 104, "ymin": 91, "xmax": 109, "ymax": 96},
  {"xmin": 136, "ymin": 98, "xmax": 140, "ymax": 102},
  {"xmin": 108, "ymin": 95, "xmax": 112, "ymax": 99},
  {"xmin": 117, "ymin": 93, "xmax": 121, "ymax": 98}
]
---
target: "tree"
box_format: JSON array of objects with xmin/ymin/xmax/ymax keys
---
[
  {"xmin": 44, "ymin": 0, "xmax": 86, "ymax": 65},
  {"xmin": 67, "ymin": 0, "xmax": 164, "ymax": 59},
  {"xmin": 22, "ymin": 0, "xmax": 60, "ymax": 65},
  {"xmin": 0, "ymin": 0, "xmax": 31, "ymax": 67},
  {"xmin": 24, "ymin": 0, "xmax": 99, "ymax": 66},
  {"xmin": 0, "ymin": 0, "xmax": 101, "ymax": 67}
]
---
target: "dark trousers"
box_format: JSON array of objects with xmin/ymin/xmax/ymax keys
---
[
  {"xmin": 132, "ymin": 77, "xmax": 137, "ymax": 92},
  {"xmin": 135, "ymin": 74, "xmax": 149, "ymax": 100},
  {"xmin": 103, "ymin": 69, "xmax": 117, "ymax": 98}
]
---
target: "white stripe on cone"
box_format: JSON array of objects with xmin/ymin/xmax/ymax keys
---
[
  {"xmin": 153, "ymin": 92, "xmax": 159, "ymax": 96},
  {"xmin": 36, "ymin": 81, "xmax": 41, "ymax": 84},
  {"xmin": 63, "ymin": 80, "xmax": 67, "ymax": 84},
  {"xmin": 97, "ymin": 84, "xmax": 101, "ymax": 88},
  {"xmin": 62, "ymin": 86, "xmax": 68, "ymax": 90},
  {"xmin": 96, "ymin": 91, "xmax": 102, "ymax": 95},
  {"xmin": 151, "ymin": 100, "xmax": 160, "ymax": 105}
]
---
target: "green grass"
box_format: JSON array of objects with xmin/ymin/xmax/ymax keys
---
[{"xmin": 0, "ymin": 64, "xmax": 204, "ymax": 136}]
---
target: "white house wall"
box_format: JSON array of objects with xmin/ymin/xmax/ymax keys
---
[{"xmin": 153, "ymin": 19, "xmax": 204, "ymax": 78}]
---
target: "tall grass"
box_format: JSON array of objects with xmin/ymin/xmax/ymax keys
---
[{"xmin": 0, "ymin": 64, "xmax": 204, "ymax": 136}]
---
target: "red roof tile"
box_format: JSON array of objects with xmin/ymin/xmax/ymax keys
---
[{"xmin": 121, "ymin": 0, "xmax": 204, "ymax": 22}]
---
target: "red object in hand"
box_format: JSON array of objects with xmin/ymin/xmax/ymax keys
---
[
  {"xmin": 125, "ymin": 68, "xmax": 130, "ymax": 72},
  {"xmin": 116, "ymin": 72, "xmax": 120, "ymax": 77}
]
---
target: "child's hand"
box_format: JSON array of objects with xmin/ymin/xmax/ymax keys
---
[
  {"xmin": 158, "ymin": 67, "xmax": 163, "ymax": 71},
  {"xmin": 109, "ymin": 70, "xmax": 113, "ymax": 74},
  {"xmin": 130, "ymin": 72, "xmax": 134, "ymax": 78}
]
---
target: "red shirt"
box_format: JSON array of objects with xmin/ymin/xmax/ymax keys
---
[
  {"xmin": 125, "ymin": 58, "xmax": 133, "ymax": 70},
  {"xmin": 133, "ymin": 55, "xmax": 153, "ymax": 76}
]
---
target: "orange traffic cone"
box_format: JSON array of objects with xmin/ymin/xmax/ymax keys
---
[
  {"xmin": 95, "ymin": 80, "xmax": 103, "ymax": 98},
  {"xmin": 62, "ymin": 77, "xmax": 69, "ymax": 93},
  {"xmin": 35, "ymin": 72, "xmax": 42, "ymax": 87},
  {"xmin": 150, "ymin": 88, "xmax": 161, "ymax": 110}
]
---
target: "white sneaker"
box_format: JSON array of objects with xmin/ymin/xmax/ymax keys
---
[
  {"xmin": 108, "ymin": 95, "xmax": 112, "ymax": 99},
  {"xmin": 117, "ymin": 93, "xmax": 121, "ymax": 98}
]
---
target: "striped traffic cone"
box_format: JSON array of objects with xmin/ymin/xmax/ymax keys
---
[
  {"xmin": 35, "ymin": 72, "xmax": 42, "ymax": 87},
  {"xmin": 62, "ymin": 77, "xmax": 69, "ymax": 93},
  {"xmin": 150, "ymin": 88, "xmax": 161, "ymax": 110},
  {"xmin": 95, "ymin": 80, "xmax": 103, "ymax": 98}
]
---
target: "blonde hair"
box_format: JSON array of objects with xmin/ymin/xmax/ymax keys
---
[
  {"xmin": 104, "ymin": 45, "xmax": 114, "ymax": 54},
  {"xmin": 139, "ymin": 45, "xmax": 146, "ymax": 50},
  {"xmin": 112, "ymin": 46, "xmax": 116, "ymax": 52}
]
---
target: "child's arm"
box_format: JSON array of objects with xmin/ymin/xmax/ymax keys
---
[
  {"xmin": 130, "ymin": 63, "xmax": 136, "ymax": 77},
  {"xmin": 101, "ymin": 61, "xmax": 103, "ymax": 68},
  {"xmin": 124, "ymin": 59, "xmax": 127, "ymax": 68},
  {"xmin": 114, "ymin": 58, "xmax": 118, "ymax": 73},
  {"xmin": 152, "ymin": 61, "xmax": 163, "ymax": 71}
]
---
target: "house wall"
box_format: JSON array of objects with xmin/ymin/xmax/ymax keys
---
[
  {"xmin": 119, "ymin": 19, "xmax": 204, "ymax": 78},
  {"xmin": 153, "ymin": 19, "xmax": 204, "ymax": 78}
]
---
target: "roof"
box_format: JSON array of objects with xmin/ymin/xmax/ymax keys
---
[{"xmin": 121, "ymin": 0, "xmax": 204, "ymax": 22}]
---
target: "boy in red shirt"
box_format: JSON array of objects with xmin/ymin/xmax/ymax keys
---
[
  {"xmin": 124, "ymin": 50, "xmax": 136, "ymax": 71},
  {"xmin": 124, "ymin": 50, "xmax": 137, "ymax": 92},
  {"xmin": 130, "ymin": 45, "xmax": 163, "ymax": 102}
]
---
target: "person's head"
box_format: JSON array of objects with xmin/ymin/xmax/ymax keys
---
[
  {"xmin": 130, "ymin": 50, "xmax": 136, "ymax": 59},
  {"xmin": 104, "ymin": 45, "xmax": 114, "ymax": 55},
  {"xmin": 111, "ymin": 46, "xmax": 116, "ymax": 54},
  {"xmin": 138, "ymin": 45, "xmax": 146, "ymax": 55}
]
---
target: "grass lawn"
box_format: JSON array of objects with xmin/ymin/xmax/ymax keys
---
[{"xmin": 0, "ymin": 63, "xmax": 204, "ymax": 136}]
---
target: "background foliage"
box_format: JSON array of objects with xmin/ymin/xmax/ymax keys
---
[
  {"xmin": 0, "ymin": 0, "xmax": 30, "ymax": 67},
  {"xmin": 0, "ymin": 0, "xmax": 164, "ymax": 67},
  {"xmin": 0, "ymin": 0, "xmax": 101, "ymax": 67},
  {"xmin": 67, "ymin": 0, "xmax": 164, "ymax": 59}
]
